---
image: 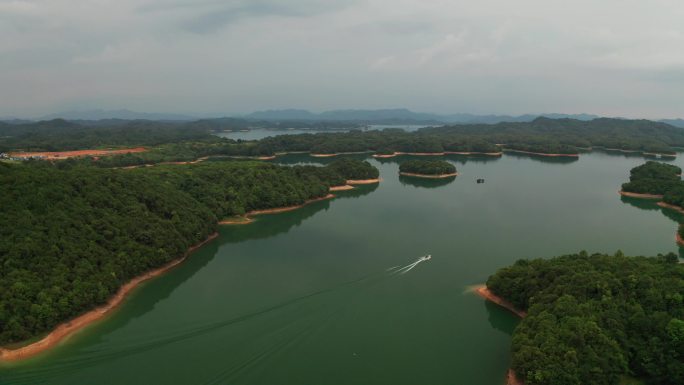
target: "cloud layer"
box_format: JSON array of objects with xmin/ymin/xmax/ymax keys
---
[{"xmin": 1, "ymin": 0, "xmax": 684, "ymax": 118}]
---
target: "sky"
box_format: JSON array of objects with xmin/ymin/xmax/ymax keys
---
[{"xmin": 2, "ymin": 0, "xmax": 684, "ymax": 119}]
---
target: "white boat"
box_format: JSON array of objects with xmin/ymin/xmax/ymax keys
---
[{"xmin": 420, "ymin": 254, "xmax": 432, "ymax": 261}]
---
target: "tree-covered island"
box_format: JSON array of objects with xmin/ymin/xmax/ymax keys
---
[{"xmin": 398, "ymin": 159, "xmax": 458, "ymax": 178}]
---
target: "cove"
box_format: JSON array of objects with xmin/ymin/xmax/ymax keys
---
[{"xmin": 1, "ymin": 152, "xmax": 682, "ymax": 385}]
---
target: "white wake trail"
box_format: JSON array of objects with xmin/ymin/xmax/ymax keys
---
[
  {"xmin": 391, "ymin": 261, "xmax": 420, "ymax": 275},
  {"xmin": 389, "ymin": 255, "xmax": 432, "ymax": 276}
]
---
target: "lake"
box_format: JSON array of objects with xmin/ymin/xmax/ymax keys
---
[
  {"xmin": 1, "ymin": 152, "xmax": 682, "ymax": 385},
  {"xmin": 215, "ymin": 125, "xmax": 433, "ymax": 141}
]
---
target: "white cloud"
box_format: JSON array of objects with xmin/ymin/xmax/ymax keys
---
[{"xmin": 1, "ymin": 0, "xmax": 684, "ymax": 118}]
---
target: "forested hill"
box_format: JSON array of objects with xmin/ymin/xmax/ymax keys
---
[
  {"xmin": 421, "ymin": 117, "xmax": 684, "ymax": 154},
  {"xmin": 0, "ymin": 119, "xmax": 215, "ymax": 151},
  {"xmin": 486, "ymin": 252, "xmax": 684, "ymax": 385},
  {"xmin": 3, "ymin": 117, "xmax": 684, "ymax": 165},
  {"xmin": 0, "ymin": 159, "xmax": 377, "ymax": 344}
]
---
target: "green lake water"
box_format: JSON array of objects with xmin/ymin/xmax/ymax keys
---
[{"xmin": 1, "ymin": 152, "xmax": 683, "ymax": 385}]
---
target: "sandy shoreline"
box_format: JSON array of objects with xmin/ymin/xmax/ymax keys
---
[
  {"xmin": 330, "ymin": 185, "xmax": 355, "ymax": 191},
  {"xmin": 372, "ymin": 151, "xmax": 445, "ymax": 158},
  {"xmin": 503, "ymin": 149, "xmax": 579, "ymax": 158},
  {"xmin": 218, "ymin": 217, "xmax": 254, "ymax": 225},
  {"xmin": 310, "ymin": 151, "xmax": 372, "ymax": 158},
  {"xmin": 346, "ymin": 178, "xmax": 381, "ymax": 185},
  {"xmin": 0, "ymin": 232, "xmax": 219, "ymax": 362},
  {"xmin": 619, "ymin": 190, "xmax": 664, "ymax": 199},
  {"xmin": 218, "ymin": 194, "xmax": 336, "ymax": 225},
  {"xmin": 507, "ymin": 369, "xmax": 524, "ymax": 385},
  {"xmin": 643, "ymin": 152, "xmax": 677, "ymax": 158},
  {"xmin": 373, "ymin": 151, "xmax": 503, "ymax": 158},
  {"xmin": 473, "ymin": 285, "xmax": 527, "ymax": 319},
  {"xmin": 399, "ymin": 172, "xmax": 458, "ymax": 179},
  {"xmin": 657, "ymin": 201, "xmax": 684, "ymax": 214},
  {"xmin": 444, "ymin": 151, "xmax": 503, "ymax": 156}
]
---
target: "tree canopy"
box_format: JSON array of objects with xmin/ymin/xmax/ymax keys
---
[
  {"xmin": 487, "ymin": 251, "xmax": 684, "ymax": 385},
  {"xmin": 398, "ymin": 159, "xmax": 456, "ymax": 175},
  {"xmin": 621, "ymin": 161, "xmax": 682, "ymax": 195}
]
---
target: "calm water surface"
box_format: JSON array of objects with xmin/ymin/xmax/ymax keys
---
[{"xmin": 1, "ymin": 152, "xmax": 683, "ymax": 385}]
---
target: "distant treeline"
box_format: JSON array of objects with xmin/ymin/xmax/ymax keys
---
[
  {"xmin": 424, "ymin": 117, "xmax": 684, "ymax": 155},
  {"xmin": 0, "ymin": 158, "xmax": 377, "ymax": 344},
  {"xmin": 2, "ymin": 117, "xmax": 683, "ymax": 165},
  {"xmin": 0, "ymin": 118, "xmax": 359, "ymax": 152},
  {"xmin": 487, "ymin": 251, "xmax": 684, "ymax": 385}
]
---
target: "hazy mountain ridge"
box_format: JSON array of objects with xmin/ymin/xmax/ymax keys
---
[
  {"xmin": 39, "ymin": 109, "xmax": 197, "ymax": 121},
  {"xmin": 3, "ymin": 108, "xmax": 683, "ymax": 127},
  {"xmin": 245, "ymin": 108, "xmax": 601, "ymax": 124}
]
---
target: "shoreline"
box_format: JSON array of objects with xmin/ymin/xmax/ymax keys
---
[
  {"xmin": 218, "ymin": 194, "xmax": 336, "ymax": 223},
  {"xmin": 372, "ymin": 151, "xmax": 445, "ymax": 158},
  {"xmin": 346, "ymin": 178, "xmax": 381, "ymax": 185},
  {"xmin": 329, "ymin": 185, "xmax": 355, "ymax": 191},
  {"xmin": 310, "ymin": 151, "xmax": 372, "ymax": 158},
  {"xmin": 619, "ymin": 190, "xmax": 664, "ymax": 199},
  {"xmin": 503, "ymin": 149, "xmax": 580, "ymax": 158},
  {"xmin": 218, "ymin": 217, "xmax": 254, "ymax": 225},
  {"xmin": 472, "ymin": 285, "xmax": 527, "ymax": 385},
  {"xmin": 657, "ymin": 201, "xmax": 684, "ymax": 215},
  {"xmin": 643, "ymin": 152, "xmax": 677, "ymax": 158},
  {"xmin": 444, "ymin": 151, "xmax": 503, "ymax": 156},
  {"xmin": 677, "ymin": 231, "xmax": 684, "ymax": 247},
  {"xmin": 507, "ymin": 369, "xmax": 524, "ymax": 385},
  {"xmin": 473, "ymin": 285, "xmax": 527, "ymax": 319},
  {"xmin": 399, "ymin": 171, "xmax": 458, "ymax": 179},
  {"xmin": 0, "ymin": 232, "xmax": 220, "ymax": 362}
]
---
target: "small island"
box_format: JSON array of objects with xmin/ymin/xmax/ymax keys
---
[
  {"xmin": 398, "ymin": 159, "xmax": 458, "ymax": 178},
  {"xmin": 619, "ymin": 161, "xmax": 682, "ymax": 198}
]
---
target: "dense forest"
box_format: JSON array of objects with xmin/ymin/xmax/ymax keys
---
[
  {"xmin": 486, "ymin": 252, "xmax": 684, "ymax": 385},
  {"xmin": 0, "ymin": 118, "xmax": 360, "ymax": 152},
  {"xmin": 0, "ymin": 119, "xmax": 215, "ymax": 152},
  {"xmin": 0, "ymin": 159, "xmax": 378, "ymax": 344},
  {"xmin": 398, "ymin": 159, "xmax": 456, "ymax": 175},
  {"xmin": 621, "ymin": 161, "xmax": 682, "ymax": 195},
  {"xmin": 3, "ymin": 117, "xmax": 684, "ymax": 167}
]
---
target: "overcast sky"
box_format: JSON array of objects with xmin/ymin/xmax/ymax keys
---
[{"xmin": 2, "ymin": 0, "xmax": 684, "ymax": 118}]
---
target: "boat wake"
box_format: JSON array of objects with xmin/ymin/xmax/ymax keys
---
[{"xmin": 389, "ymin": 255, "xmax": 432, "ymax": 275}]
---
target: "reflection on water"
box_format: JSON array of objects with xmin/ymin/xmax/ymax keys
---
[
  {"xmin": 619, "ymin": 196, "xmax": 684, "ymax": 258},
  {"xmin": 484, "ymin": 301, "xmax": 517, "ymax": 336},
  {"xmin": 619, "ymin": 196, "xmax": 661, "ymax": 212},
  {"xmin": 372, "ymin": 154, "xmax": 501, "ymax": 166},
  {"xmin": 504, "ymin": 153, "xmax": 579, "ymax": 164},
  {"xmin": 399, "ymin": 175, "xmax": 456, "ymax": 189},
  {"xmin": 222, "ymin": 184, "xmax": 379, "ymax": 243}
]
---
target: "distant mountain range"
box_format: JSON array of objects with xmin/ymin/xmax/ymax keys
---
[
  {"xmin": 661, "ymin": 119, "xmax": 684, "ymax": 128},
  {"xmin": 244, "ymin": 108, "xmax": 601, "ymax": 125},
  {"xmin": 2, "ymin": 108, "xmax": 684, "ymax": 128},
  {"xmin": 39, "ymin": 109, "xmax": 197, "ymax": 121}
]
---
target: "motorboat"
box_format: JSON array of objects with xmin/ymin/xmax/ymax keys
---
[{"xmin": 419, "ymin": 254, "xmax": 432, "ymax": 261}]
